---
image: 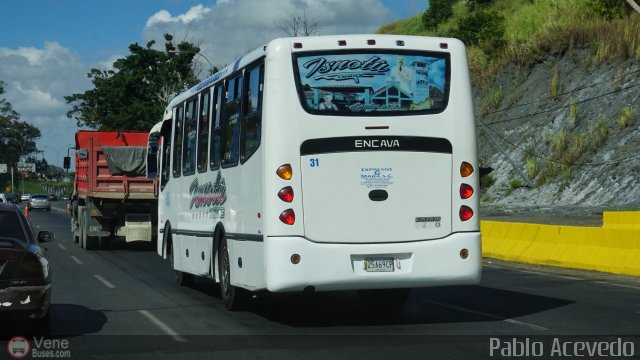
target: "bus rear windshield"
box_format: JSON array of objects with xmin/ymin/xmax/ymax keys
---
[{"xmin": 294, "ymin": 51, "xmax": 450, "ymax": 116}]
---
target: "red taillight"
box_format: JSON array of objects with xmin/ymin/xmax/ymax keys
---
[
  {"xmin": 460, "ymin": 184, "xmax": 474, "ymax": 199},
  {"xmin": 278, "ymin": 186, "xmax": 294, "ymax": 203},
  {"xmin": 440, "ymin": 42, "xmax": 449, "ymax": 49},
  {"xmin": 338, "ymin": 40, "xmax": 347, "ymax": 46},
  {"xmin": 293, "ymin": 42, "xmax": 303, "ymax": 49},
  {"xmin": 367, "ymin": 39, "xmax": 376, "ymax": 45},
  {"xmin": 459, "ymin": 206, "xmax": 474, "ymax": 221},
  {"xmin": 279, "ymin": 209, "xmax": 295, "ymax": 225}
]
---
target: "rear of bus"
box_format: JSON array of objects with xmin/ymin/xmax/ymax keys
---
[{"xmin": 263, "ymin": 35, "xmax": 480, "ymax": 292}]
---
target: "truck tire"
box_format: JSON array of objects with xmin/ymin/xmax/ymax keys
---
[
  {"xmin": 83, "ymin": 210, "xmax": 97, "ymax": 250},
  {"xmin": 72, "ymin": 201, "xmax": 79, "ymax": 243},
  {"xmin": 218, "ymin": 236, "xmax": 249, "ymax": 310}
]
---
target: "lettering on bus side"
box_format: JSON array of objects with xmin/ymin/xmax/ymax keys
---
[
  {"xmin": 188, "ymin": 171, "xmax": 227, "ymax": 218},
  {"xmin": 354, "ymin": 139, "xmax": 400, "ymax": 149}
]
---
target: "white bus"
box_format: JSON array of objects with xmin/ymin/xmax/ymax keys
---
[{"xmin": 150, "ymin": 34, "xmax": 481, "ymax": 310}]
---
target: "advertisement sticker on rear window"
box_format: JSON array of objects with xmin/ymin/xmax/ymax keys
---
[
  {"xmin": 360, "ymin": 167, "xmax": 394, "ymax": 189},
  {"xmin": 294, "ymin": 52, "xmax": 450, "ymax": 115}
]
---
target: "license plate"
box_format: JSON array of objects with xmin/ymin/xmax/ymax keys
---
[{"xmin": 364, "ymin": 257, "xmax": 394, "ymax": 272}]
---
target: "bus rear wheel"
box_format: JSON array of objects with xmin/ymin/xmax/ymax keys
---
[{"xmin": 218, "ymin": 236, "xmax": 248, "ymax": 310}]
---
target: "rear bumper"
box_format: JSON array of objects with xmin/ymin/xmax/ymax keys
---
[
  {"xmin": 0, "ymin": 284, "xmax": 51, "ymax": 320},
  {"xmin": 264, "ymin": 232, "xmax": 481, "ymax": 292}
]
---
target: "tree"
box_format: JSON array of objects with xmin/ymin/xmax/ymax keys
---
[
  {"xmin": 65, "ymin": 34, "xmax": 202, "ymax": 131},
  {"xmin": 422, "ymin": 0, "xmax": 455, "ymax": 30},
  {"xmin": 449, "ymin": 9, "xmax": 505, "ymax": 54},
  {"xmin": 0, "ymin": 80, "xmax": 40, "ymax": 171},
  {"xmin": 274, "ymin": 10, "xmax": 320, "ymax": 36}
]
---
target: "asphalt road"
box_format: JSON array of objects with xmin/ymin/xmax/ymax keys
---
[{"xmin": 1, "ymin": 202, "xmax": 639, "ymax": 359}]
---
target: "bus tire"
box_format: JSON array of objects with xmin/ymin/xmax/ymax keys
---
[
  {"xmin": 356, "ymin": 288, "xmax": 411, "ymax": 307},
  {"xmin": 218, "ymin": 236, "xmax": 248, "ymax": 311},
  {"xmin": 169, "ymin": 235, "xmax": 193, "ymax": 286}
]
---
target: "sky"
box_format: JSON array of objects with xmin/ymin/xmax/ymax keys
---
[{"xmin": 0, "ymin": 0, "xmax": 425, "ymax": 168}]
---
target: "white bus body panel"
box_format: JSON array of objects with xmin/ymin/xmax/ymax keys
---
[{"xmin": 264, "ymin": 232, "xmax": 481, "ymax": 292}]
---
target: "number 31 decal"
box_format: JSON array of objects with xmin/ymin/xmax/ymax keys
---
[{"xmin": 309, "ymin": 158, "xmax": 319, "ymax": 167}]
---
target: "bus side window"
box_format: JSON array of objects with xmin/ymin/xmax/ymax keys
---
[
  {"xmin": 183, "ymin": 97, "xmax": 198, "ymax": 175},
  {"xmin": 210, "ymin": 86, "xmax": 223, "ymax": 170},
  {"xmin": 172, "ymin": 105, "xmax": 184, "ymax": 178},
  {"xmin": 241, "ymin": 63, "xmax": 263, "ymax": 164},
  {"xmin": 221, "ymin": 75, "xmax": 242, "ymax": 168},
  {"xmin": 197, "ymin": 89, "xmax": 211, "ymax": 173}
]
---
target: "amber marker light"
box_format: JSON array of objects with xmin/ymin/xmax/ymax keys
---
[
  {"xmin": 460, "ymin": 249, "xmax": 469, "ymax": 259},
  {"xmin": 460, "ymin": 162, "xmax": 474, "ymax": 177},
  {"xmin": 291, "ymin": 254, "xmax": 301, "ymax": 264},
  {"xmin": 276, "ymin": 164, "xmax": 293, "ymax": 180}
]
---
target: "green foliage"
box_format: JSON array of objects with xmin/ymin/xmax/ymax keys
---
[
  {"xmin": 585, "ymin": 0, "xmax": 631, "ymax": 20},
  {"xmin": 549, "ymin": 68, "xmax": 560, "ymax": 97},
  {"xmin": 480, "ymin": 84, "xmax": 503, "ymax": 115},
  {"xmin": 422, "ymin": 0, "xmax": 455, "ymax": 29},
  {"xmin": 525, "ymin": 156, "xmax": 538, "ymax": 179},
  {"xmin": 449, "ymin": 8, "xmax": 506, "ymax": 54},
  {"xmin": 0, "ymin": 80, "xmax": 41, "ymax": 188},
  {"xmin": 617, "ymin": 106, "xmax": 638, "ymax": 129},
  {"xmin": 65, "ymin": 34, "xmax": 202, "ymax": 131},
  {"xmin": 568, "ymin": 97, "xmax": 578, "ymax": 129},
  {"xmin": 508, "ymin": 178, "xmax": 524, "ymax": 189},
  {"xmin": 480, "ymin": 174, "xmax": 496, "ymax": 189}
]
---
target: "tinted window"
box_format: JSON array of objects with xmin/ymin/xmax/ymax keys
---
[
  {"xmin": 241, "ymin": 64, "xmax": 263, "ymax": 163},
  {"xmin": 221, "ymin": 75, "xmax": 242, "ymax": 167},
  {"xmin": 210, "ymin": 86, "xmax": 223, "ymax": 170},
  {"xmin": 0, "ymin": 210, "xmax": 26, "ymax": 243},
  {"xmin": 197, "ymin": 90, "xmax": 211, "ymax": 173},
  {"xmin": 183, "ymin": 97, "xmax": 198, "ymax": 175},
  {"xmin": 172, "ymin": 105, "xmax": 184, "ymax": 177},
  {"xmin": 294, "ymin": 52, "xmax": 450, "ymax": 115}
]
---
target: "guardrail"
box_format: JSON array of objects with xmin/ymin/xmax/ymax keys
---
[{"xmin": 481, "ymin": 211, "xmax": 640, "ymax": 276}]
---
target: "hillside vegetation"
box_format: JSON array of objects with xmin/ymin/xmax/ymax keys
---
[{"xmin": 378, "ymin": 0, "xmax": 640, "ymax": 212}]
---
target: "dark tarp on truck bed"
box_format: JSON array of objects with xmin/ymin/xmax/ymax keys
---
[{"xmin": 102, "ymin": 146, "xmax": 147, "ymax": 176}]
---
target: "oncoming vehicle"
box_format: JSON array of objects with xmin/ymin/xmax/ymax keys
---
[
  {"xmin": 149, "ymin": 34, "xmax": 481, "ymax": 310},
  {"xmin": 0, "ymin": 202, "xmax": 55, "ymax": 330}
]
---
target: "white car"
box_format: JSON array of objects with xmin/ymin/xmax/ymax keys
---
[{"xmin": 20, "ymin": 194, "xmax": 31, "ymax": 202}]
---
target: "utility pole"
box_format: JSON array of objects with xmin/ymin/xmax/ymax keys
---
[{"xmin": 625, "ymin": 0, "xmax": 640, "ymax": 14}]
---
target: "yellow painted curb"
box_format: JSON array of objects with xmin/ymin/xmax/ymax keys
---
[{"xmin": 481, "ymin": 211, "xmax": 640, "ymax": 276}]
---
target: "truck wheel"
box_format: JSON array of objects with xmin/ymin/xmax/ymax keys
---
[
  {"xmin": 72, "ymin": 201, "xmax": 79, "ymax": 243},
  {"xmin": 83, "ymin": 211, "xmax": 97, "ymax": 250},
  {"xmin": 218, "ymin": 236, "xmax": 249, "ymax": 310},
  {"xmin": 169, "ymin": 236, "xmax": 193, "ymax": 286},
  {"xmin": 79, "ymin": 208, "xmax": 86, "ymax": 249}
]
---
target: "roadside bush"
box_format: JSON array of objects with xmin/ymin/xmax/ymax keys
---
[
  {"xmin": 450, "ymin": 9, "xmax": 506, "ymax": 55},
  {"xmin": 585, "ymin": 0, "xmax": 631, "ymax": 20},
  {"xmin": 480, "ymin": 174, "xmax": 496, "ymax": 189},
  {"xmin": 617, "ymin": 106, "xmax": 638, "ymax": 129},
  {"xmin": 422, "ymin": 0, "xmax": 455, "ymax": 30}
]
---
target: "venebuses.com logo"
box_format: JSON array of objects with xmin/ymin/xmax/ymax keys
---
[{"xmin": 6, "ymin": 336, "xmax": 72, "ymax": 359}]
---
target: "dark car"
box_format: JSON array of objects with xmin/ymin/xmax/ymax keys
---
[
  {"xmin": 27, "ymin": 194, "xmax": 51, "ymax": 211},
  {"xmin": 0, "ymin": 202, "xmax": 55, "ymax": 330},
  {"xmin": 6, "ymin": 194, "xmax": 20, "ymax": 204},
  {"xmin": 48, "ymin": 194, "xmax": 58, "ymax": 201}
]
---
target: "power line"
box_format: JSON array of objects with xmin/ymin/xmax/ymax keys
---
[
  {"xmin": 480, "ymin": 81, "xmax": 640, "ymax": 127},
  {"xmin": 479, "ymin": 68, "xmax": 640, "ymax": 117}
]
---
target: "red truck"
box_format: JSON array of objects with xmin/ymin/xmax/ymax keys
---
[{"xmin": 68, "ymin": 131, "xmax": 157, "ymax": 249}]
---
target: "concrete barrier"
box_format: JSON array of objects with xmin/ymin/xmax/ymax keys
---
[{"xmin": 481, "ymin": 211, "xmax": 640, "ymax": 276}]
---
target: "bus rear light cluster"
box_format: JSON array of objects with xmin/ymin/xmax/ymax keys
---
[
  {"xmin": 459, "ymin": 205, "xmax": 474, "ymax": 221},
  {"xmin": 279, "ymin": 209, "xmax": 295, "ymax": 225},
  {"xmin": 278, "ymin": 186, "xmax": 294, "ymax": 203},
  {"xmin": 338, "ymin": 40, "xmax": 347, "ymax": 46},
  {"xmin": 277, "ymin": 164, "xmax": 295, "ymax": 225},
  {"xmin": 459, "ymin": 183, "xmax": 474, "ymax": 199}
]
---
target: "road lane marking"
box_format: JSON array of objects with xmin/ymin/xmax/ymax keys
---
[
  {"xmin": 94, "ymin": 274, "xmax": 116, "ymax": 289},
  {"xmin": 58, "ymin": 244, "xmax": 67, "ymax": 250},
  {"xmin": 594, "ymin": 281, "xmax": 640, "ymax": 290},
  {"xmin": 422, "ymin": 299, "xmax": 549, "ymax": 331},
  {"xmin": 70, "ymin": 256, "xmax": 83, "ymax": 265},
  {"xmin": 138, "ymin": 310, "xmax": 187, "ymax": 342}
]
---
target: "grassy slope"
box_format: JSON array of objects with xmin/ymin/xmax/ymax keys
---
[{"xmin": 377, "ymin": 0, "xmax": 640, "ymax": 85}]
